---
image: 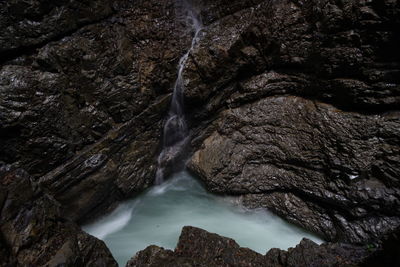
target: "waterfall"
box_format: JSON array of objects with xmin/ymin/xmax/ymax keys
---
[{"xmin": 155, "ymin": 1, "xmax": 202, "ymax": 185}]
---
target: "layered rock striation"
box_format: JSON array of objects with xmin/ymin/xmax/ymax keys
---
[
  {"xmin": 1, "ymin": 0, "xmax": 195, "ymax": 223},
  {"xmin": 0, "ymin": 0, "xmax": 399, "ymax": 265},
  {"xmin": 186, "ymin": 0, "xmax": 400, "ymax": 244}
]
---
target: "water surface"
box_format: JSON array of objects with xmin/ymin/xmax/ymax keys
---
[{"xmin": 83, "ymin": 171, "xmax": 323, "ymax": 266}]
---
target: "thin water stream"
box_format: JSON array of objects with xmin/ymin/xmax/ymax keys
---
[
  {"xmin": 84, "ymin": 171, "xmax": 323, "ymax": 266},
  {"xmin": 155, "ymin": 0, "xmax": 202, "ymax": 184},
  {"xmin": 84, "ymin": 2, "xmax": 323, "ymax": 265}
]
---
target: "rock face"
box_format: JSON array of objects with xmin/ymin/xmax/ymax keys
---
[
  {"xmin": 0, "ymin": 0, "xmax": 193, "ymax": 223},
  {"xmin": 126, "ymin": 226, "xmax": 371, "ymax": 267},
  {"xmin": 0, "ymin": 0, "xmax": 276, "ymax": 225},
  {"xmin": 187, "ymin": 0, "xmax": 400, "ymax": 244},
  {"xmin": 1, "ymin": 0, "xmax": 399, "ymax": 265},
  {"xmin": 0, "ymin": 0, "xmax": 114, "ymax": 56},
  {"xmin": 189, "ymin": 96, "xmax": 400, "ymax": 243},
  {"xmin": 0, "ymin": 165, "xmax": 117, "ymax": 266},
  {"xmin": 184, "ymin": 0, "xmax": 400, "ymax": 110}
]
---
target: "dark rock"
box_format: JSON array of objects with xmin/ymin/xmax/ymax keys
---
[
  {"xmin": 1, "ymin": 0, "xmax": 399, "ymax": 264},
  {"xmin": 174, "ymin": 226, "xmax": 266, "ymax": 266},
  {"xmin": 0, "ymin": 0, "xmax": 190, "ymax": 177},
  {"xmin": 183, "ymin": 0, "xmax": 400, "ymax": 112},
  {"xmin": 126, "ymin": 226, "xmax": 371, "ymax": 267},
  {"xmin": 38, "ymin": 95, "xmax": 171, "ymax": 223},
  {"xmin": 196, "ymin": 0, "xmax": 266, "ymax": 25},
  {"xmin": 362, "ymin": 226, "xmax": 400, "ymax": 266},
  {"xmin": 188, "ymin": 96, "xmax": 400, "ymax": 243},
  {"xmin": 0, "ymin": 0, "xmax": 114, "ymax": 58},
  {"xmin": 0, "ymin": 166, "xmax": 117, "ymax": 266},
  {"xmin": 186, "ymin": 0, "xmax": 400, "ymax": 245},
  {"xmin": 0, "ymin": 0, "xmax": 192, "ymax": 222}
]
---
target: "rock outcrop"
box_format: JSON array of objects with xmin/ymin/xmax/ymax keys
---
[
  {"xmin": 0, "ymin": 0, "xmax": 193, "ymax": 223},
  {"xmin": 189, "ymin": 96, "xmax": 400, "ymax": 243},
  {"xmin": 0, "ymin": 164, "xmax": 117, "ymax": 266},
  {"xmin": 1, "ymin": 0, "xmax": 399, "ymax": 265},
  {"xmin": 186, "ymin": 0, "xmax": 400, "ymax": 244},
  {"xmin": 0, "ymin": 0, "xmax": 280, "ymax": 225},
  {"xmin": 184, "ymin": 0, "xmax": 400, "ymax": 111},
  {"xmin": 126, "ymin": 226, "xmax": 372, "ymax": 267}
]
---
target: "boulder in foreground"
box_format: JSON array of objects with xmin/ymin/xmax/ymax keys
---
[
  {"xmin": 0, "ymin": 165, "xmax": 117, "ymax": 266},
  {"xmin": 126, "ymin": 226, "xmax": 378, "ymax": 267}
]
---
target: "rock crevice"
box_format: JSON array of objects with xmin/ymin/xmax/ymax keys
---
[{"xmin": 0, "ymin": 0, "xmax": 399, "ymax": 265}]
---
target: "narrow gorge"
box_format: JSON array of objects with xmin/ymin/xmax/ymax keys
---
[
  {"xmin": 155, "ymin": 0, "xmax": 202, "ymax": 184},
  {"xmin": 0, "ymin": 0, "xmax": 399, "ymax": 266}
]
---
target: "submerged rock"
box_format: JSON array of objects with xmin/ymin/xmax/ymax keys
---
[{"xmin": 126, "ymin": 226, "xmax": 372, "ymax": 267}]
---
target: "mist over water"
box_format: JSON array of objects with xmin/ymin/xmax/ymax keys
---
[
  {"xmin": 155, "ymin": 0, "xmax": 203, "ymax": 185},
  {"xmin": 83, "ymin": 171, "xmax": 323, "ymax": 266},
  {"xmin": 84, "ymin": 2, "xmax": 323, "ymax": 266}
]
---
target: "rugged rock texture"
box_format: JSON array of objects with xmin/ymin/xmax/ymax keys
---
[
  {"xmin": 0, "ymin": 0, "xmax": 194, "ymax": 223},
  {"xmin": 189, "ymin": 96, "xmax": 400, "ymax": 243},
  {"xmin": 184, "ymin": 0, "xmax": 400, "ymax": 111},
  {"xmin": 1, "ymin": 0, "xmax": 399, "ymax": 265},
  {"xmin": 0, "ymin": 165, "xmax": 117, "ymax": 266},
  {"xmin": 187, "ymin": 0, "xmax": 400, "ymax": 244},
  {"xmin": 0, "ymin": 0, "xmax": 114, "ymax": 57},
  {"xmin": 126, "ymin": 226, "xmax": 371, "ymax": 267},
  {"xmin": 0, "ymin": 0, "xmax": 274, "ymax": 225}
]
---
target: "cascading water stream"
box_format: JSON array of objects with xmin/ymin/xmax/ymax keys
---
[
  {"xmin": 83, "ymin": 2, "xmax": 324, "ymax": 266},
  {"xmin": 155, "ymin": 1, "xmax": 202, "ymax": 185}
]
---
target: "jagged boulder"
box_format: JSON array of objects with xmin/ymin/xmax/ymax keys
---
[
  {"xmin": 126, "ymin": 226, "xmax": 372, "ymax": 267},
  {"xmin": 0, "ymin": 164, "xmax": 117, "ymax": 266},
  {"xmin": 1, "ymin": 0, "xmax": 399, "ymax": 265}
]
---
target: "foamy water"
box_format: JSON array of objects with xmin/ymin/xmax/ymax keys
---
[{"xmin": 83, "ymin": 171, "xmax": 323, "ymax": 266}]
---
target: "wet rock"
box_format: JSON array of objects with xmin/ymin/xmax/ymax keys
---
[
  {"xmin": 0, "ymin": 0, "xmax": 114, "ymax": 57},
  {"xmin": 0, "ymin": 0, "xmax": 190, "ymax": 176},
  {"xmin": 0, "ymin": 166, "xmax": 117, "ymax": 266},
  {"xmin": 126, "ymin": 226, "xmax": 371, "ymax": 267},
  {"xmin": 183, "ymin": 0, "xmax": 400, "ymax": 111},
  {"xmin": 186, "ymin": 0, "xmax": 400, "ymax": 245},
  {"xmin": 188, "ymin": 96, "xmax": 400, "ymax": 243},
  {"xmin": 1, "ymin": 0, "xmax": 287, "ymax": 225},
  {"xmin": 0, "ymin": 0, "xmax": 192, "ymax": 222},
  {"xmin": 1, "ymin": 0, "xmax": 399, "ymax": 264},
  {"xmin": 38, "ymin": 95, "xmax": 171, "ymax": 223},
  {"xmin": 183, "ymin": 4, "xmax": 268, "ymax": 106},
  {"xmin": 271, "ymin": 238, "xmax": 369, "ymax": 267}
]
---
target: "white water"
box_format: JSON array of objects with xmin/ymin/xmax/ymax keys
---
[
  {"xmin": 84, "ymin": 171, "xmax": 323, "ymax": 266},
  {"xmin": 84, "ymin": 2, "xmax": 323, "ymax": 266},
  {"xmin": 155, "ymin": 0, "xmax": 203, "ymax": 185}
]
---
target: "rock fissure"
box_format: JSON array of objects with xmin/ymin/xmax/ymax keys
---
[{"xmin": 1, "ymin": 0, "xmax": 399, "ymax": 265}]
